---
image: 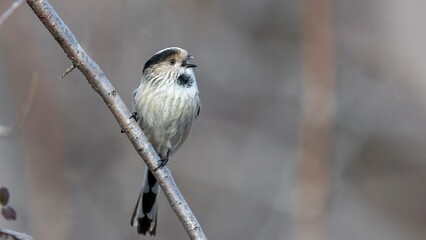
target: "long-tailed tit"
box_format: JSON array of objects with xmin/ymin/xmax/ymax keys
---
[{"xmin": 130, "ymin": 47, "xmax": 200, "ymax": 236}]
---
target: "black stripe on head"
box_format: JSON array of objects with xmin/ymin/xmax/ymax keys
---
[{"xmin": 143, "ymin": 48, "xmax": 179, "ymax": 73}]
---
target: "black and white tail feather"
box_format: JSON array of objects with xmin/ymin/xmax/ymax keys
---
[
  {"xmin": 131, "ymin": 167, "xmax": 160, "ymax": 235},
  {"xmin": 131, "ymin": 47, "xmax": 200, "ymax": 236}
]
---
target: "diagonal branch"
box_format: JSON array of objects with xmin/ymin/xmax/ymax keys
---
[{"xmin": 24, "ymin": 0, "xmax": 207, "ymax": 239}]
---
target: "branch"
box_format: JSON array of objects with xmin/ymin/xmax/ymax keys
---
[
  {"xmin": 24, "ymin": 0, "xmax": 207, "ymax": 239},
  {"xmin": 0, "ymin": 227, "xmax": 33, "ymax": 240},
  {"xmin": 0, "ymin": 0, "xmax": 25, "ymax": 27}
]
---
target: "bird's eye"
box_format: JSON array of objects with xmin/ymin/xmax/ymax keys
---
[{"xmin": 169, "ymin": 59, "xmax": 176, "ymax": 65}]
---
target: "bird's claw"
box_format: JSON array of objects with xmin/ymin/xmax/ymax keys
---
[
  {"xmin": 121, "ymin": 112, "xmax": 139, "ymax": 133},
  {"xmin": 130, "ymin": 112, "xmax": 139, "ymax": 122},
  {"xmin": 154, "ymin": 158, "xmax": 169, "ymax": 171}
]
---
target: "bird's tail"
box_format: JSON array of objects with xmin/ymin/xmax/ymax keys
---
[{"xmin": 131, "ymin": 166, "xmax": 160, "ymax": 236}]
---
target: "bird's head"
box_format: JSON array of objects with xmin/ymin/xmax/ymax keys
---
[
  {"xmin": 143, "ymin": 47, "xmax": 196, "ymax": 74},
  {"xmin": 141, "ymin": 47, "xmax": 197, "ymax": 88}
]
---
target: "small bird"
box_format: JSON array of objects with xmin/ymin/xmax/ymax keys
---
[{"xmin": 131, "ymin": 47, "xmax": 200, "ymax": 236}]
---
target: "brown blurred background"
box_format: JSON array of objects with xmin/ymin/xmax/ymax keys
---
[{"xmin": 1, "ymin": 0, "xmax": 426, "ymax": 239}]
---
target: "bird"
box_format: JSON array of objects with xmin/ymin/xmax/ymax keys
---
[{"xmin": 130, "ymin": 47, "xmax": 200, "ymax": 236}]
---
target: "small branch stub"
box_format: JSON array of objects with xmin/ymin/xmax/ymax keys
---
[{"xmin": 59, "ymin": 63, "xmax": 76, "ymax": 79}]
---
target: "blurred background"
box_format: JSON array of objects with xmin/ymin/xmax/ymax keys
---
[{"xmin": 1, "ymin": 0, "xmax": 426, "ymax": 239}]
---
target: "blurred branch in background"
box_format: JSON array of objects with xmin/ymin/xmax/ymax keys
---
[
  {"xmin": 295, "ymin": 0, "xmax": 336, "ymax": 240},
  {"xmin": 1, "ymin": 1, "xmax": 70, "ymax": 238},
  {"xmin": 0, "ymin": 0, "xmax": 35, "ymax": 138},
  {"xmin": 24, "ymin": 0, "xmax": 207, "ymax": 239},
  {"xmin": 0, "ymin": 74, "xmax": 39, "ymax": 138},
  {"xmin": 0, "ymin": 227, "xmax": 33, "ymax": 240},
  {"xmin": 0, "ymin": 0, "xmax": 67, "ymax": 240},
  {"xmin": 0, "ymin": 0, "xmax": 24, "ymax": 27}
]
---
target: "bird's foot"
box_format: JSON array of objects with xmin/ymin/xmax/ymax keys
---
[
  {"xmin": 121, "ymin": 112, "xmax": 139, "ymax": 133},
  {"xmin": 154, "ymin": 157, "xmax": 169, "ymax": 171},
  {"xmin": 130, "ymin": 112, "xmax": 139, "ymax": 122}
]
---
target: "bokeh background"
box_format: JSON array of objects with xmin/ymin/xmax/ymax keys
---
[{"xmin": 1, "ymin": 0, "xmax": 426, "ymax": 239}]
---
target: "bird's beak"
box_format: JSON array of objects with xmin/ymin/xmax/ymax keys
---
[
  {"xmin": 186, "ymin": 63, "xmax": 197, "ymax": 68},
  {"xmin": 185, "ymin": 55, "xmax": 197, "ymax": 68}
]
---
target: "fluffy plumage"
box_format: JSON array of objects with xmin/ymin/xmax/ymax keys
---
[{"xmin": 131, "ymin": 47, "xmax": 200, "ymax": 236}]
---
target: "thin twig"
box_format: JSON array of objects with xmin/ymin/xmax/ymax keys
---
[
  {"xmin": 0, "ymin": 227, "xmax": 33, "ymax": 240},
  {"xmin": 59, "ymin": 63, "xmax": 76, "ymax": 79},
  {"xmin": 0, "ymin": 0, "xmax": 25, "ymax": 27},
  {"xmin": 25, "ymin": 0, "xmax": 207, "ymax": 239},
  {"xmin": 0, "ymin": 74, "xmax": 39, "ymax": 138}
]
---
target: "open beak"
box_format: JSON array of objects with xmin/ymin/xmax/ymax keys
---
[
  {"xmin": 185, "ymin": 55, "xmax": 197, "ymax": 68},
  {"xmin": 186, "ymin": 63, "xmax": 197, "ymax": 68}
]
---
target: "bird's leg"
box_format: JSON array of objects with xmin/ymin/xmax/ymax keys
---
[
  {"xmin": 155, "ymin": 150, "xmax": 170, "ymax": 170},
  {"xmin": 130, "ymin": 112, "xmax": 139, "ymax": 122},
  {"xmin": 121, "ymin": 112, "xmax": 139, "ymax": 133}
]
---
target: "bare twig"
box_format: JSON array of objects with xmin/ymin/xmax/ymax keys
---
[
  {"xmin": 0, "ymin": 227, "xmax": 33, "ymax": 240},
  {"xmin": 59, "ymin": 63, "xmax": 76, "ymax": 79},
  {"xmin": 0, "ymin": 0, "xmax": 25, "ymax": 27},
  {"xmin": 0, "ymin": 74, "xmax": 39, "ymax": 138},
  {"xmin": 24, "ymin": 0, "xmax": 207, "ymax": 239}
]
